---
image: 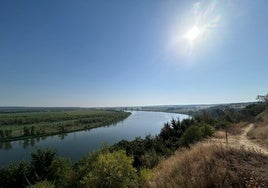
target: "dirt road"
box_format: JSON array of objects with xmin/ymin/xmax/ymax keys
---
[
  {"xmin": 236, "ymin": 123, "xmax": 268, "ymax": 155},
  {"xmin": 225, "ymin": 123, "xmax": 268, "ymax": 155}
]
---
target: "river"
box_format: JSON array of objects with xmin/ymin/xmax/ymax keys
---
[{"xmin": 0, "ymin": 111, "xmax": 188, "ymax": 166}]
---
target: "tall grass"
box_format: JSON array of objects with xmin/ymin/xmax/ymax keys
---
[
  {"xmin": 248, "ymin": 109, "xmax": 268, "ymax": 149},
  {"xmin": 145, "ymin": 142, "xmax": 268, "ymax": 188}
]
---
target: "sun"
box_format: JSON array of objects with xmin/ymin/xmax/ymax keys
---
[{"xmin": 185, "ymin": 26, "xmax": 201, "ymax": 41}]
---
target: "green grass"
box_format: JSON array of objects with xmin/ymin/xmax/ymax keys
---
[{"xmin": 0, "ymin": 110, "xmax": 131, "ymax": 142}]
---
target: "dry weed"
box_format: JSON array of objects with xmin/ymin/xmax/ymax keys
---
[{"xmin": 145, "ymin": 142, "xmax": 268, "ymax": 188}]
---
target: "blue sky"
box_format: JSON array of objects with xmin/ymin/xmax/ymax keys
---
[{"xmin": 0, "ymin": 0, "xmax": 267, "ymax": 107}]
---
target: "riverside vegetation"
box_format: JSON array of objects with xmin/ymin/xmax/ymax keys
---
[
  {"xmin": 0, "ymin": 110, "xmax": 130, "ymax": 142},
  {"xmin": 0, "ymin": 95, "xmax": 267, "ymax": 187}
]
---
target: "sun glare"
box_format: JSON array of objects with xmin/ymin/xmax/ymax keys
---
[
  {"xmin": 185, "ymin": 26, "xmax": 201, "ymax": 41},
  {"xmin": 171, "ymin": 1, "xmax": 221, "ymax": 57}
]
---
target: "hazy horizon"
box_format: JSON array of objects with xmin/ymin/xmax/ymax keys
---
[
  {"xmin": 1, "ymin": 0, "xmax": 267, "ymax": 107},
  {"xmin": 0, "ymin": 100, "xmax": 254, "ymax": 109}
]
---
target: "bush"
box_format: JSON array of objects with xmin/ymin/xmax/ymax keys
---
[
  {"xmin": 30, "ymin": 148, "xmax": 56, "ymax": 181},
  {"xmin": 0, "ymin": 161, "xmax": 31, "ymax": 188},
  {"xmin": 200, "ymin": 124, "xmax": 215, "ymax": 138},
  {"xmin": 48, "ymin": 157, "xmax": 76, "ymax": 187},
  {"xmin": 33, "ymin": 180, "xmax": 55, "ymax": 188},
  {"xmin": 140, "ymin": 168, "xmax": 154, "ymax": 185},
  {"xmin": 80, "ymin": 150, "xmax": 139, "ymax": 187},
  {"xmin": 180, "ymin": 126, "xmax": 202, "ymax": 147}
]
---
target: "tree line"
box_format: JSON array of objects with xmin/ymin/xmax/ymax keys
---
[{"xmin": 0, "ymin": 110, "xmax": 130, "ymax": 141}]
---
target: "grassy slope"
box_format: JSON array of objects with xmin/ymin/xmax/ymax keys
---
[
  {"xmin": 146, "ymin": 109, "xmax": 268, "ymax": 188},
  {"xmin": 0, "ymin": 110, "xmax": 130, "ymax": 142},
  {"xmin": 145, "ymin": 142, "xmax": 268, "ymax": 188},
  {"xmin": 247, "ymin": 109, "xmax": 268, "ymax": 149}
]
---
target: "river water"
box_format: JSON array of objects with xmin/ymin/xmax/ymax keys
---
[{"xmin": 0, "ymin": 111, "xmax": 188, "ymax": 166}]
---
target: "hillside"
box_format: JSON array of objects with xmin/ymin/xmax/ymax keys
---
[
  {"xmin": 247, "ymin": 109, "xmax": 268, "ymax": 149},
  {"xmin": 145, "ymin": 141, "xmax": 268, "ymax": 188},
  {"xmin": 145, "ymin": 117, "xmax": 268, "ymax": 188}
]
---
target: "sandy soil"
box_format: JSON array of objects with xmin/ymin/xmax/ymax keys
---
[{"xmin": 213, "ymin": 123, "xmax": 268, "ymax": 155}]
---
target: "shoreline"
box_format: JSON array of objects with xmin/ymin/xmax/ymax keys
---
[{"xmin": 0, "ymin": 112, "xmax": 131, "ymax": 143}]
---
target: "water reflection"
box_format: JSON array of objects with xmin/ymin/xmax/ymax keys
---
[
  {"xmin": 23, "ymin": 139, "xmax": 29, "ymax": 149},
  {"xmin": 0, "ymin": 142, "xmax": 12, "ymax": 150},
  {"xmin": 30, "ymin": 139, "xmax": 35, "ymax": 147},
  {"xmin": 58, "ymin": 133, "xmax": 68, "ymax": 140},
  {"xmin": 1, "ymin": 137, "xmax": 43, "ymax": 150},
  {"xmin": 22, "ymin": 138, "xmax": 39, "ymax": 148}
]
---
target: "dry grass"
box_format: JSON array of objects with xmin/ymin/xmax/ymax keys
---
[
  {"xmin": 227, "ymin": 122, "xmax": 248, "ymax": 135},
  {"xmin": 145, "ymin": 142, "xmax": 268, "ymax": 188},
  {"xmin": 213, "ymin": 122, "xmax": 247, "ymax": 141},
  {"xmin": 248, "ymin": 109, "xmax": 268, "ymax": 149},
  {"xmin": 256, "ymin": 109, "xmax": 268, "ymax": 123},
  {"xmin": 248, "ymin": 123, "xmax": 268, "ymax": 149},
  {"xmin": 213, "ymin": 130, "xmax": 226, "ymax": 139}
]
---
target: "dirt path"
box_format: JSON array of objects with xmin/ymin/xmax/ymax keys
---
[{"xmin": 229, "ymin": 123, "xmax": 268, "ymax": 155}]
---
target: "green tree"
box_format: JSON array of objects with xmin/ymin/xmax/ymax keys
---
[
  {"xmin": 256, "ymin": 94, "xmax": 268, "ymax": 103},
  {"xmin": 0, "ymin": 161, "xmax": 31, "ymax": 188},
  {"xmin": 31, "ymin": 126, "xmax": 35, "ymax": 135},
  {"xmin": 58, "ymin": 125, "xmax": 66, "ymax": 133},
  {"xmin": 23, "ymin": 126, "xmax": 30, "ymax": 136},
  {"xmin": 30, "ymin": 148, "xmax": 56, "ymax": 181},
  {"xmin": 159, "ymin": 123, "xmax": 172, "ymax": 141},
  {"xmin": 180, "ymin": 126, "xmax": 202, "ymax": 147},
  {"xmin": 200, "ymin": 124, "xmax": 215, "ymax": 138},
  {"xmin": 0, "ymin": 129, "xmax": 5, "ymax": 138},
  {"xmin": 48, "ymin": 157, "xmax": 76, "ymax": 188},
  {"xmin": 81, "ymin": 150, "xmax": 138, "ymax": 188},
  {"xmin": 4, "ymin": 130, "xmax": 12, "ymax": 138}
]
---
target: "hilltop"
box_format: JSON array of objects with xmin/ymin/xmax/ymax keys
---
[
  {"xmin": 145, "ymin": 106, "xmax": 268, "ymax": 188},
  {"xmin": 145, "ymin": 141, "xmax": 268, "ymax": 188}
]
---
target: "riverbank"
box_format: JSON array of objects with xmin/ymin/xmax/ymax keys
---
[
  {"xmin": 0, "ymin": 110, "xmax": 131, "ymax": 142},
  {"xmin": 137, "ymin": 109, "xmax": 191, "ymax": 115},
  {"xmin": 0, "ymin": 111, "xmax": 188, "ymax": 166}
]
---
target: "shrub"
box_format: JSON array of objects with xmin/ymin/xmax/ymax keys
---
[
  {"xmin": 180, "ymin": 126, "xmax": 202, "ymax": 147},
  {"xmin": 200, "ymin": 124, "xmax": 215, "ymax": 138},
  {"xmin": 33, "ymin": 180, "xmax": 55, "ymax": 188},
  {"xmin": 140, "ymin": 168, "xmax": 154, "ymax": 185},
  {"xmin": 0, "ymin": 161, "xmax": 31, "ymax": 188},
  {"xmin": 48, "ymin": 157, "xmax": 76, "ymax": 187},
  {"xmin": 30, "ymin": 148, "xmax": 56, "ymax": 181},
  {"xmin": 80, "ymin": 150, "xmax": 139, "ymax": 187}
]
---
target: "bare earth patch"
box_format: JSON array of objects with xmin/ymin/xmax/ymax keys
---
[
  {"xmin": 212, "ymin": 124, "xmax": 268, "ymax": 155},
  {"xmin": 247, "ymin": 123, "xmax": 268, "ymax": 149}
]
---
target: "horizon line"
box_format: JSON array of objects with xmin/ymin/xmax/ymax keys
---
[{"xmin": 0, "ymin": 101, "xmax": 256, "ymax": 109}]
